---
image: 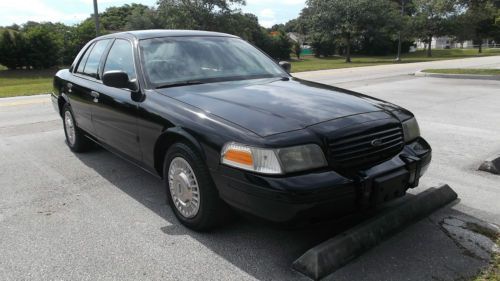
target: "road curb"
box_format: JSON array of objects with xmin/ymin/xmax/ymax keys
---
[
  {"xmin": 415, "ymin": 70, "xmax": 500, "ymax": 80},
  {"xmin": 0, "ymin": 94, "xmax": 50, "ymax": 101},
  {"xmin": 479, "ymin": 153, "xmax": 500, "ymax": 175},
  {"xmin": 292, "ymin": 184, "xmax": 458, "ymax": 280}
]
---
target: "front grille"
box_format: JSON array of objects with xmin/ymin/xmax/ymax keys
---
[{"xmin": 329, "ymin": 124, "xmax": 404, "ymax": 169}]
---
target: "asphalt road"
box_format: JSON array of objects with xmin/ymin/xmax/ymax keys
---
[{"xmin": 1, "ymin": 57, "xmax": 499, "ymax": 281}]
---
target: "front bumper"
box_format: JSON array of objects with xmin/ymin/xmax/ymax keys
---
[{"xmin": 211, "ymin": 137, "xmax": 431, "ymax": 223}]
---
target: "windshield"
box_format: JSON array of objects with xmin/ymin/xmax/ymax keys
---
[{"xmin": 139, "ymin": 36, "xmax": 287, "ymax": 87}]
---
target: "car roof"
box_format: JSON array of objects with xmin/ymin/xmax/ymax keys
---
[{"xmin": 97, "ymin": 29, "xmax": 240, "ymax": 40}]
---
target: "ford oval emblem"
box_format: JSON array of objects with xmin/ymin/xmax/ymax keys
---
[{"xmin": 371, "ymin": 139, "xmax": 383, "ymax": 147}]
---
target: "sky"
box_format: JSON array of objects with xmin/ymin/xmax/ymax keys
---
[{"xmin": 0, "ymin": 0, "xmax": 306, "ymax": 28}]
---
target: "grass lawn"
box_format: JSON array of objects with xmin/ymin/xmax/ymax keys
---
[
  {"xmin": 474, "ymin": 252, "xmax": 500, "ymax": 281},
  {"xmin": 468, "ymin": 222, "xmax": 500, "ymax": 281},
  {"xmin": 474, "ymin": 238, "xmax": 500, "ymax": 281},
  {"xmin": 290, "ymin": 48, "xmax": 500, "ymax": 73},
  {"xmin": 421, "ymin": 68, "xmax": 500, "ymax": 76},
  {"xmin": 0, "ymin": 68, "xmax": 57, "ymax": 98}
]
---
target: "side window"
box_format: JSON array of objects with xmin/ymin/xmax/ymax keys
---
[
  {"xmin": 103, "ymin": 39, "xmax": 137, "ymax": 80},
  {"xmin": 82, "ymin": 39, "xmax": 111, "ymax": 79},
  {"xmin": 76, "ymin": 43, "xmax": 94, "ymax": 74}
]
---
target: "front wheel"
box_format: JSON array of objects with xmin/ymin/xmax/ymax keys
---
[
  {"xmin": 63, "ymin": 104, "xmax": 91, "ymax": 153},
  {"xmin": 164, "ymin": 142, "xmax": 231, "ymax": 231}
]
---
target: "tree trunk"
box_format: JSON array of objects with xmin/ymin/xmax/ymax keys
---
[
  {"xmin": 427, "ymin": 35, "xmax": 432, "ymax": 57},
  {"xmin": 396, "ymin": 31, "xmax": 402, "ymax": 62},
  {"xmin": 345, "ymin": 33, "xmax": 351, "ymax": 63},
  {"xmin": 478, "ymin": 39, "xmax": 482, "ymax": 53}
]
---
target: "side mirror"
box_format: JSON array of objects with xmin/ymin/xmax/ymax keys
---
[
  {"xmin": 279, "ymin": 61, "xmax": 291, "ymax": 73},
  {"xmin": 102, "ymin": 71, "xmax": 137, "ymax": 91}
]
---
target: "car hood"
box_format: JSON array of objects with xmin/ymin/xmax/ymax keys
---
[{"xmin": 155, "ymin": 78, "xmax": 402, "ymax": 137}]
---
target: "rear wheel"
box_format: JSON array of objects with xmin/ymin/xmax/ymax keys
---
[
  {"xmin": 63, "ymin": 104, "xmax": 91, "ymax": 153},
  {"xmin": 164, "ymin": 142, "xmax": 230, "ymax": 231}
]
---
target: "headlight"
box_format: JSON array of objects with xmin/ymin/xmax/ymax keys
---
[
  {"xmin": 402, "ymin": 117, "xmax": 420, "ymax": 143},
  {"xmin": 221, "ymin": 142, "xmax": 327, "ymax": 174}
]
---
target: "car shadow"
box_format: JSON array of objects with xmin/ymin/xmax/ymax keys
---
[{"xmin": 74, "ymin": 148, "xmax": 493, "ymax": 281}]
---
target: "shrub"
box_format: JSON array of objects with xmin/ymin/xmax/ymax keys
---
[
  {"xmin": 24, "ymin": 25, "xmax": 62, "ymax": 69},
  {"xmin": 311, "ymin": 34, "xmax": 336, "ymax": 57},
  {"xmin": 0, "ymin": 30, "xmax": 27, "ymax": 69}
]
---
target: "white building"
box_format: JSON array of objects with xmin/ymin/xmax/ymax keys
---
[{"xmin": 416, "ymin": 36, "xmax": 475, "ymax": 49}]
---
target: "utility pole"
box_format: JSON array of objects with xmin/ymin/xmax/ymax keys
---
[
  {"xmin": 93, "ymin": 0, "xmax": 100, "ymax": 37},
  {"xmin": 395, "ymin": 0, "xmax": 405, "ymax": 62}
]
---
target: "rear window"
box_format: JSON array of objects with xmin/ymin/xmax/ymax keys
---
[
  {"xmin": 76, "ymin": 39, "xmax": 111, "ymax": 79},
  {"xmin": 76, "ymin": 43, "xmax": 94, "ymax": 74}
]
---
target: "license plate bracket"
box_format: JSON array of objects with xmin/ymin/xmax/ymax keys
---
[{"xmin": 372, "ymin": 169, "xmax": 410, "ymax": 205}]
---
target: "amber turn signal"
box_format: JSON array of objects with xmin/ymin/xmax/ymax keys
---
[{"xmin": 223, "ymin": 149, "xmax": 254, "ymax": 166}]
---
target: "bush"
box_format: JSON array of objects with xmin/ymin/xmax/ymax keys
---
[
  {"xmin": 24, "ymin": 25, "xmax": 62, "ymax": 69},
  {"xmin": 264, "ymin": 31, "xmax": 292, "ymax": 60},
  {"xmin": 255, "ymin": 30, "xmax": 292, "ymax": 60},
  {"xmin": 0, "ymin": 24, "xmax": 65, "ymax": 69},
  {"xmin": 358, "ymin": 32, "xmax": 412, "ymax": 56},
  {"xmin": 0, "ymin": 30, "xmax": 27, "ymax": 69},
  {"xmin": 311, "ymin": 34, "xmax": 336, "ymax": 57}
]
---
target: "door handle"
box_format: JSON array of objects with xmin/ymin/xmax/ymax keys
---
[{"xmin": 90, "ymin": 91, "xmax": 100, "ymax": 103}]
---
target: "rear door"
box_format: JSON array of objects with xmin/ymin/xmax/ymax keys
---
[
  {"xmin": 91, "ymin": 38, "xmax": 142, "ymax": 162},
  {"xmin": 69, "ymin": 39, "xmax": 112, "ymax": 136}
]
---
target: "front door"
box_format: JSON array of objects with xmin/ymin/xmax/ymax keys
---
[{"xmin": 92, "ymin": 38, "xmax": 142, "ymax": 162}]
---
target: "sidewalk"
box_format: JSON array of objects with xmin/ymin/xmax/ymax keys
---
[{"xmin": 294, "ymin": 55, "xmax": 500, "ymax": 85}]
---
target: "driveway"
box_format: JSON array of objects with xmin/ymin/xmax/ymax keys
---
[{"xmin": 1, "ymin": 57, "xmax": 499, "ymax": 280}]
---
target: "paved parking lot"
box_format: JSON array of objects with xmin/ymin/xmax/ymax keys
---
[{"xmin": 1, "ymin": 57, "xmax": 499, "ymax": 280}]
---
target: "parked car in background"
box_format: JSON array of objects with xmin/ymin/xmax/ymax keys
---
[{"xmin": 52, "ymin": 30, "xmax": 431, "ymax": 231}]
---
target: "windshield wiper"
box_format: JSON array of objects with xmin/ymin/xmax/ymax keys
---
[{"xmin": 155, "ymin": 80, "xmax": 205, "ymax": 89}]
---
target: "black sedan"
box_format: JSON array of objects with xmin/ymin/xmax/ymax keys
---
[{"xmin": 52, "ymin": 30, "xmax": 431, "ymax": 231}]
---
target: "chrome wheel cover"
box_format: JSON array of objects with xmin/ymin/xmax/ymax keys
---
[
  {"xmin": 64, "ymin": 111, "xmax": 76, "ymax": 146},
  {"xmin": 168, "ymin": 157, "xmax": 200, "ymax": 218}
]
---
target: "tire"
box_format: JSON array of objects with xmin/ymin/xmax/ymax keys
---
[
  {"xmin": 164, "ymin": 142, "xmax": 230, "ymax": 231},
  {"xmin": 62, "ymin": 104, "xmax": 91, "ymax": 153}
]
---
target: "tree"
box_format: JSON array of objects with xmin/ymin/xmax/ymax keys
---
[
  {"xmin": 264, "ymin": 30, "xmax": 292, "ymax": 60},
  {"xmin": 284, "ymin": 19, "xmax": 299, "ymax": 33},
  {"xmin": 24, "ymin": 25, "xmax": 62, "ymax": 69},
  {"xmin": 305, "ymin": 0, "xmax": 400, "ymax": 62},
  {"xmin": 310, "ymin": 33, "xmax": 336, "ymax": 57},
  {"xmin": 1, "ymin": 22, "xmax": 66, "ymax": 69},
  {"xmin": 412, "ymin": 0, "xmax": 458, "ymax": 57},
  {"xmin": 285, "ymin": 14, "xmax": 310, "ymax": 49},
  {"xmin": 59, "ymin": 19, "xmax": 101, "ymax": 65},
  {"xmin": 271, "ymin": 24, "xmax": 286, "ymax": 31},
  {"xmin": 5, "ymin": 24, "xmax": 20, "ymax": 31},
  {"xmin": 0, "ymin": 0, "xmax": 298, "ymax": 69},
  {"xmin": 0, "ymin": 29, "xmax": 26, "ymax": 69},
  {"xmin": 218, "ymin": 12, "xmax": 266, "ymax": 44},
  {"xmin": 457, "ymin": 0, "xmax": 499, "ymax": 53},
  {"xmin": 154, "ymin": 0, "xmax": 292, "ymax": 59},
  {"xmin": 100, "ymin": 4, "xmax": 150, "ymax": 31},
  {"xmin": 125, "ymin": 5, "xmax": 160, "ymax": 30},
  {"xmin": 293, "ymin": 42, "xmax": 302, "ymax": 59},
  {"xmin": 157, "ymin": 0, "xmax": 245, "ymax": 30}
]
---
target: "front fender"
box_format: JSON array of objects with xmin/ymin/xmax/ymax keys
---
[{"xmin": 153, "ymin": 127, "xmax": 207, "ymax": 178}]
